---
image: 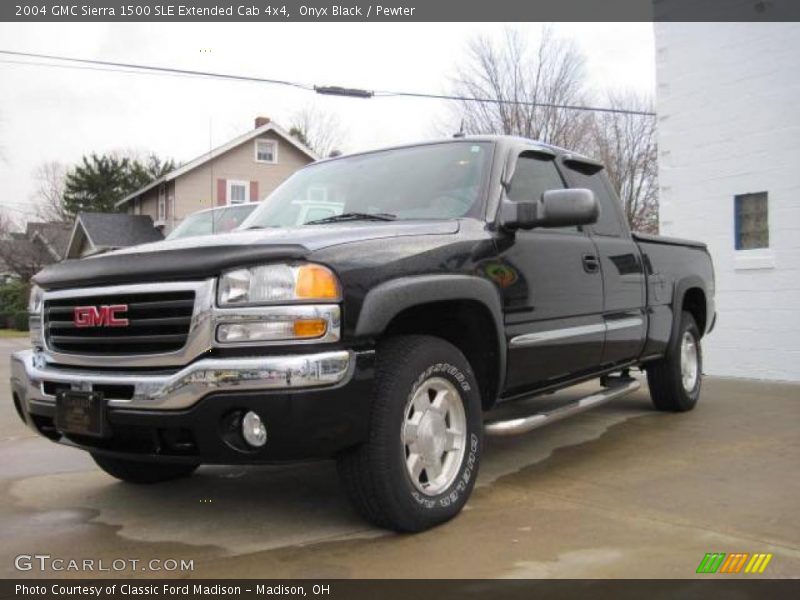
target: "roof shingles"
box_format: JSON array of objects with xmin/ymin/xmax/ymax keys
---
[{"xmin": 77, "ymin": 212, "xmax": 163, "ymax": 249}]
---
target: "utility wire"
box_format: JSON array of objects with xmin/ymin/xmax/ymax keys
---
[
  {"xmin": 0, "ymin": 49, "xmax": 313, "ymax": 90},
  {"xmin": 375, "ymin": 89, "xmax": 656, "ymax": 116},
  {"xmin": 0, "ymin": 49, "xmax": 656, "ymax": 117},
  {"xmin": 0, "ymin": 57, "xmax": 213, "ymax": 80}
]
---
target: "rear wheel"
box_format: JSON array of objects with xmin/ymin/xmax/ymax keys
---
[
  {"xmin": 646, "ymin": 311, "xmax": 703, "ymax": 412},
  {"xmin": 91, "ymin": 453, "xmax": 198, "ymax": 484},
  {"xmin": 337, "ymin": 335, "xmax": 482, "ymax": 532}
]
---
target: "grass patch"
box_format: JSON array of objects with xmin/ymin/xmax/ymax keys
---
[{"xmin": 0, "ymin": 329, "xmax": 29, "ymax": 338}]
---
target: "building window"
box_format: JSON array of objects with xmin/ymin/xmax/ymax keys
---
[
  {"xmin": 227, "ymin": 179, "xmax": 250, "ymax": 205},
  {"xmin": 734, "ymin": 192, "xmax": 769, "ymax": 250},
  {"xmin": 255, "ymin": 139, "xmax": 278, "ymax": 164},
  {"xmin": 157, "ymin": 185, "xmax": 167, "ymax": 222}
]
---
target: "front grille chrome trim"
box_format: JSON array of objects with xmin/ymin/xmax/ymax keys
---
[
  {"xmin": 39, "ymin": 280, "xmax": 215, "ymax": 369},
  {"xmin": 37, "ymin": 279, "xmax": 343, "ymax": 369}
]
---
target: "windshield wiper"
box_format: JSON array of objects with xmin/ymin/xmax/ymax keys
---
[{"xmin": 305, "ymin": 212, "xmax": 397, "ymax": 225}]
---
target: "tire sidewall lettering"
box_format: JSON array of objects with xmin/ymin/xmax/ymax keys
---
[{"xmin": 411, "ymin": 362, "xmax": 472, "ymax": 394}]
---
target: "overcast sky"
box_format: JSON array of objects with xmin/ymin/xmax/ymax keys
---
[{"xmin": 0, "ymin": 22, "xmax": 655, "ymax": 222}]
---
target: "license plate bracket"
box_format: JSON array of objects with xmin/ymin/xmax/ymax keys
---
[{"xmin": 55, "ymin": 391, "xmax": 108, "ymax": 438}]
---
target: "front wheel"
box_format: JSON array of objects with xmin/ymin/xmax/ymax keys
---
[
  {"xmin": 337, "ymin": 335, "xmax": 483, "ymax": 532},
  {"xmin": 646, "ymin": 311, "xmax": 703, "ymax": 412},
  {"xmin": 91, "ymin": 453, "xmax": 198, "ymax": 484}
]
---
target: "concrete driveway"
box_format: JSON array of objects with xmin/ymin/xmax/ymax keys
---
[{"xmin": 1, "ymin": 338, "xmax": 798, "ymax": 578}]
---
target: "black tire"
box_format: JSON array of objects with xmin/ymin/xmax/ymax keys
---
[
  {"xmin": 646, "ymin": 311, "xmax": 703, "ymax": 412},
  {"xmin": 337, "ymin": 335, "xmax": 483, "ymax": 532},
  {"xmin": 91, "ymin": 453, "xmax": 198, "ymax": 484}
]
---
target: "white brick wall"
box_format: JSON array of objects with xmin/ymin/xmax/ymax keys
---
[{"xmin": 655, "ymin": 23, "xmax": 800, "ymax": 381}]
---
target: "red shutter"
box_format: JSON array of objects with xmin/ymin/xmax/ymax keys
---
[
  {"xmin": 250, "ymin": 181, "xmax": 259, "ymax": 202},
  {"xmin": 217, "ymin": 179, "xmax": 227, "ymax": 206}
]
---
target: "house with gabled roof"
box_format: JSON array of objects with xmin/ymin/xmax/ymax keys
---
[
  {"xmin": 65, "ymin": 212, "xmax": 164, "ymax": 259},
  {"xmin": 0, "ymin": 221, "xmax": 71, "ymax": 282},
  {"xmin": 115, "ymin": 116, "xmax": 318, "ymax": 234}
]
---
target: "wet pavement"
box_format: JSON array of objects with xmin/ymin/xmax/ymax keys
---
[{"xmin": 2, "ymin": 338, "xmax": 798, "ymax": 578}]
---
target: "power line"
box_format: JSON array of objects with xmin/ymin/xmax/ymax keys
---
[
  {"xmin": 0, "ymin": 57, "xmax": 213, "ymax": 80},
  {"xmin": 0, "ymin": 49, "xmax": 656, "ymax": 117},
  {"xmin": 375, "ymin": 89, "xmax": 655, "ymax": 117},
  {"xmin": 0, "ymin": 49, "xmax": 312, "ymax": 90}
]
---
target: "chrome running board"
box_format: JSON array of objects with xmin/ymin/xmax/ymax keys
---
[{"xmin": 484, "ymin": 379, "xmax": 641, "ymax": 437}]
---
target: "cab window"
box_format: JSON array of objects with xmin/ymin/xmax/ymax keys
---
[
  {"xmin": 562, "ymin": 161, "xmax": 625, "ymax": 237},
  {"xmin": 508, "ymin": 152, "xmax": 579, "ymax": 233},
  {"xmin": 507, "ymin": 153, "xmax": 564, "ymax": 203}
]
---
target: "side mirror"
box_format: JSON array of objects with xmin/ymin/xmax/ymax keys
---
[{"xmin": 501, "ymin": 188, "xmax": 599, "ymax": 230}]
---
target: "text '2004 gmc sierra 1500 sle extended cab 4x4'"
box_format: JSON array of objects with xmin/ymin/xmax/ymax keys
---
[{"xmin": 11, "ymin": 136, "xmax": 715, "ymax": 532}]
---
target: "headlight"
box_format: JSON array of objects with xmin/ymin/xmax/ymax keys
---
[
  {"xmin": 218, "ymin": 263, "xmax": 340, "ymax": 306},
  {"xmin": 28, "ymin": 284, "xmax": 43, "ymax": 314}
]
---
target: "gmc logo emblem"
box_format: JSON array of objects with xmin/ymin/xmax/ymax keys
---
[{"xmin": 73, "ymin": 305, "xmax": 129, "ymax": 328}]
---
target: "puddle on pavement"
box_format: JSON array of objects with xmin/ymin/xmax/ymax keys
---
[
  {"xmin": 479, "ymin": 390, "xmax": 650, "ymax": 488},
  {"xmin": 8, "ymin": 389, "xmax": 651, "ymax": 557}
]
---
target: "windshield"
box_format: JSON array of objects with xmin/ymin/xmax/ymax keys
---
[
  {"xmin": 167, "ymin": 204, "xmax": 257, "ymax": 240},
  {"xmin": 241, "ymin": 141, "xmax": 493, "ymax": 228}
]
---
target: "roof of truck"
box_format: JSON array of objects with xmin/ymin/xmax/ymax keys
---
[{"xmin": 310, "ymin": 135, "xmax": 600, "ymax": 167}]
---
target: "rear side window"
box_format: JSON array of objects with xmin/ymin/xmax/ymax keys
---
[
  {"xmin": 562, "ymin": 162, "xmax": 625, "ymax": 237},
  {"xmin": 507, "ymin": 154, "xmax": 564, "ymax": 203}
]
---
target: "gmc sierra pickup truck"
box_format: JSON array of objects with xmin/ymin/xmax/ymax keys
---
[{"xmin": 11, "ymin": 136, "xmax": 715, "ymax": 532}]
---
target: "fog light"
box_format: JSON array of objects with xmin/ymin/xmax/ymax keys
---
[{"xmin": 241, "ymin": 411, "xmax": 267, "ymax": 447}]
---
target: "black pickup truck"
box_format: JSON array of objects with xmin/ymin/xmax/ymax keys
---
[{"xmin": 12, "ymin": 136, "xmax": 715, "ymax": 532}]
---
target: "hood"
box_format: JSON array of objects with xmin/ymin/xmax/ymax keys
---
[{"xmin": 34, "ymin": 220, "xmax": 460, "ymax": 290}]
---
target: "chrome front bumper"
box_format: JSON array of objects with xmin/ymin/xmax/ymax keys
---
[{"xmin": 11, "ymin": 349, "xmax": 353, "ymax": 411}]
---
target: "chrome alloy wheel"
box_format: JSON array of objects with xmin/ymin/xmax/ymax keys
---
[
  {"xmin": 680, "ymin": 331, "xmax": 699, "ymax": 392},
  {"xmin": 401, "ymin": 377, "xmax": 467, "ymax": 496}
]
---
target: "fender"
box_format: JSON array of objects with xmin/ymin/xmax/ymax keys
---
[
  {"xmin": 355, "ymin": 274, "xmax": 507, "ymax": 393},
  {"xmin": 670, "ymin": 275, "xmax": 709, "ymax": 342}
]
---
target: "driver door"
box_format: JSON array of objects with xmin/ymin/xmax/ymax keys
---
[{"xmin": 496, "ymin": 152, "xmax": 605, "ymax": 394}]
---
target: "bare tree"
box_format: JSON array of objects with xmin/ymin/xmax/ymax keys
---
[
  {"xmin": 589, "ymin": 91, "xmax": 659, "ymax": 233},
  {"xmin": 289, "ymin": 107, "xmax": 347, "ymax": 158},
  {"xmin": 31, "ymin": 161, "xmax": 70, "ymax": 222},
  {"xmin": 0, "ymin": 212, "xmax": 53, "ymax": 281},
  {"xmin": 0, "ymin": 210, "xmax": 19, "ymax": 238},
  {"xmin": 449, "ymin": 27, "xmax": 592, "ymax": 150}
]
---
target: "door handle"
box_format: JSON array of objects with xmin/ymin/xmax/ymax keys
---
[{"xmin": 582, "ymin": 254, "xmax": 600, "ymax": 273}]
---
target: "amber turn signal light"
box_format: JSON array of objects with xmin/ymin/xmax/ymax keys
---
[
  {"xmin": 293, "ymin": 318, "xmax": 328, "ymax": 338},
  {"xmin": 295, "ymin": 264, "xmax": 341, "ymax": 300}
]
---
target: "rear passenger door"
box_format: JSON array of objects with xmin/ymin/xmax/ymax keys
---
[
  {"xmin": 496, "ymin": 152, "xmax": 605, "ymax": 394},
  {"xmin": 560, "ymin": 158, "xmax": 647, "ymax": 366}
]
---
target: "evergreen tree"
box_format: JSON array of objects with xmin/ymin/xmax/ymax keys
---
[{"xmin": 61, "ymin": 153, "xmax": 175, "ymax": 217}]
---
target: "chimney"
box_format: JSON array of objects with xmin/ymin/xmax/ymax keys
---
[{"xmin": 254, "ymin": 116, "xmax": 270, "ymax": 129}]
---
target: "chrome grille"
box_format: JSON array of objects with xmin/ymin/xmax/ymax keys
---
[{"xmin": 44, "ymin": 291, "xmax": 195, "ymax": 355}]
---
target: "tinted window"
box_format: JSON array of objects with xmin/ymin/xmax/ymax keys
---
[
  {"xmin": 563, "ymin": 164, "xmax": 624, "ymax": 237},
  {"xmin": 507, "ymin": 154, "xmax": 564, "ymax": 203},
  {"xmin": 508, "ymin": 154, "xmax": 581, "ymax": 233}
]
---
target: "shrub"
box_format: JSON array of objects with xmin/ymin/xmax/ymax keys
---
[
  {"xmin": 12, "ymin": 311, "xmax": 29, "ymax": 332},
  {"xmin": 0, "ymin": 280, "xmax": 28, "ymax": 314}
]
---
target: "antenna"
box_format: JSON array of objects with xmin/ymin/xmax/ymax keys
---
[{"xmin": 453, "ymin": 119, "xmax": 466, "ymax": 138}]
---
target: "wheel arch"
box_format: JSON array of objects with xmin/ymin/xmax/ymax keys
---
[
  {"xmin": 355, "ymin": 275, "xmax": 506, "ymax": 409},
  {"xmin": 671, "ymin": 276, "xmax": 709, "ymax": 344}
]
